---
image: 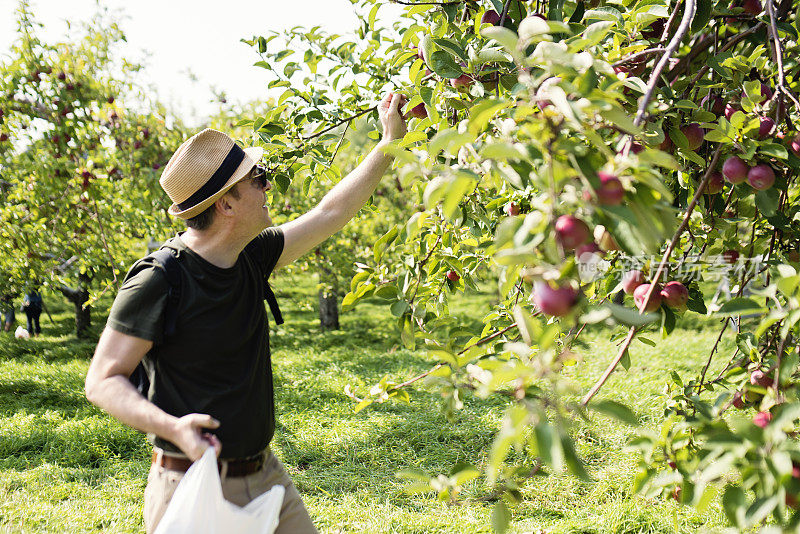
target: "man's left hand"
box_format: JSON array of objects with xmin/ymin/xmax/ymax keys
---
[{"xmin": 378, "ymin": 92, "xmax": 408, "ymax": 143}]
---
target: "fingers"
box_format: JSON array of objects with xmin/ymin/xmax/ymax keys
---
[
  {"xmin": 202, "ymin": 432, "xmax": 223, "ymax": 458},
  {"xmin": 189, "ymin": 413, "xmax": 220, "ymax": 430}
]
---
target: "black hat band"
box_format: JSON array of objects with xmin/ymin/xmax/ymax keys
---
[{"xmin": 177, "ymin": 143, "xmax": 246, "ymax": 211}]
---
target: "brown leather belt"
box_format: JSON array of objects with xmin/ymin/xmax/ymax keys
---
[{"xmin": 151, "ymin": 450, "xmax": 266, "ymax": 477}]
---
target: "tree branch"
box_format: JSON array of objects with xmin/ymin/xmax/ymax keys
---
[
  {"xmin": 581, "ymin": 145, "xmax": 722, "ymax": 407},
  {"xmin": 301, "ymin": 106, "xmax": 376, "ymax": 141},
  {"xmin": 633, "ymin": 0, "xmax": 697, "ymax": 127}
]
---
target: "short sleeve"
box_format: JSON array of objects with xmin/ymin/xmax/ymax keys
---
[
  {"xmin": 106, "ymin": 262, "xmax": 169, "ymax": 343},
  {"xmin": 244, "ymin": 227, "xmax": 285, "ymax": 279}
]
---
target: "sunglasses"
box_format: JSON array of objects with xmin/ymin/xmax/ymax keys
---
[{"xmin": 248, "ymin": 164, "xmax": 270, "ymax": 189}]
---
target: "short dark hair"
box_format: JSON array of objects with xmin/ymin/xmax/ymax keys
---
[{"xmin": 184, "ymin": 183, "xmax": 241, "ymax": 231}]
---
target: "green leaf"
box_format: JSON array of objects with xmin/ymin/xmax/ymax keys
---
[
  {"xmin": 491, "ymin": 500, "xmax": 510, "ymax": 533},
  {"xmin": 581, "ymin": 21, "xmax": 615, "ymax": 47},
  {"xmin": 391, "ymin": 300, "xmax": 410, "ymax": 317},
  {"xmin": 548, "ymin": 0, "xmax": 565, "ymax": 21},
  {"xmin": 717, "ymin": 298, "xmax": 766, "ymax": 317},
  {"xmin": 468, "ymin": 98, "xmax": 512, "ymax": 135},
  {"xmin": 480, "ymin": 26, "xmax": 520, "ymax": 58},
  {"xmin": 599, "ymin": 106, "xmax": 641, "ymax": 135},
  {"xmin": 591, "ymin": 400, "xmax": 640, "ymax": 426},
  {"xmin": 691, "ymin": 0, "xmax": 713, "ymax": 32},
  {"xmin": 432, "ymin": 38, "xmax": 469, "ymax": 64},
  {"xmin": 429, "ymin": 50, "xmax": 462, "ymax": 79},
  {"xmin": 687, "ymin": 286, "xmax": 707, "ymax": 314},
  {"xmin": 561, "ymin": 432, "xmax": 591, "ymax": 481},
  {"xmin": 374, "ymin": 225, "xmax": 399, "ymax": 263},
  {"xmin": 755, "ymin": 188, "xmax": 780, "ymax": 217},
  {"xmin": 759, "ymin": 143, "xmax": 788, "ymax": 159},
  {"xmin": 604, "ymin": 302, "xmax": 660, "ymax": 326},
  {"xmin": 722, "ymin": 485, "xmax": 746, "ymax": 528}
]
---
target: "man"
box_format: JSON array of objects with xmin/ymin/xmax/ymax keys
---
[{"xmin": 84, "ymin": 92, "xmax": 406, "ymax": 533}]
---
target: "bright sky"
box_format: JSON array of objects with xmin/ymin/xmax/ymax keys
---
[{"xmin": 0, "ymin": 0, "xmax": 402, "ymax": 125}]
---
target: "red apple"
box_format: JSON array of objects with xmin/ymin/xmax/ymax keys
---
[
  {"xmin": 660, "ymin": 281, "xmax": 689, "ymax": 310},
  {"xmin": 722, "ymin": 156, "xmax": 750, "ymax": 183},
  {"xmin": 681, "ymin": 123, "xmax": 704, "ymax": 151},
  {"xmin": 748, "ymin": 82, "xmax": 773, "ymax": 104},
  {"xmin": 750, "ymin": 369, "xmax": 773, "ymax": 387},
  {"xmin": 753, "ymin": 411, "xmax": 772, "ymax": 428},
  {"xmin": 408, "ymin": 103, "xmax": 427, "ymax": 119},
  {"xmin": 555, "ymin": 215, "xmax": 591, "ymax": 250},
  {"xmin": 634, "ymin": 283, "xmax": 662, "ymax": 312},
  {"xmin": 732, "ymin": 390, "xmax": 746, "ymax": 409},
  {"xmin": 505, "ymin": 202, "xmax": 520, "ymax": 216},
  {"xmin": 575, "ymin": 242, "xmax": 602, "ymax": 261},
  {"xmin": 705, "ymin": 171, "xmax": 725, "ymax": 194},
  {"xmin": 533, "ymin": 281, "xmax": 579, "ymax": 317},
  {"xmin": 658, "ymin": 134, "xmax": 674, "ymax": 152},
  {"xmin": 595, "ymin": 171, "xmax": 625, "ymax": 205},
  {"xmin": 723, "ymin": 249, "xmax": 740, "ymax": 264},
  {"xmin": 481, "ymin": 10, "xmax": 501, "ymax": 25},
  {"xmin": 57, "ymin": 71, "xmax": 66, "ymax": 80},
  {"xmin": 450, "ymin": 74, "xmax": 473, "ymax": 91},
  {"xmin": 630, "ymin": 142, "xmax": 644, "ymax": 154},
  {"xmin": 742, "ymin": 0, "xmax": 763, "ymax": 15},
  {"xmin": 758, "ymin": 116, "xmax": 775, "ymax": 139},
  {"xmin": 0, "ymin": 133, "xmax": 8, "ymax": 142},
  {"xmin": 747, "ymin": 164, "xmax": 775, "ymax": 190},
  {"xmin": 446, "ymin": 270, "xmax": 460, "ymax": 282},
  {"xmin": 642, "ymin": 18, "xmax": 666, "ymax": 39},
  {"xmin": 724, "ymin": 103, "xmax": 738, "ymax": 120},
  {"xmin": 789, "ymin": 134, "xmax": 800, "ymax": 156},
  {"xmin": 622, "ymin": 270, "xmax": 646, "ymax": 294},
  {"xmin": 701, "ymin": 94, "xmax": 726, "ymax": 116}
]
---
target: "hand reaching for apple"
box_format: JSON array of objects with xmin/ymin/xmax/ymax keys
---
[{"xmin": 377, "ymin": 92, "xmax": 408, "ymax": 143}]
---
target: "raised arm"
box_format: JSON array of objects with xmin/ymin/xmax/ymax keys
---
[
  {"xmin": 275, "ymin": 92, "xmax": 407, "ymax": 269},
  {"xmin": 85, "ymin": 327, "xmax": 221, "ymax": 461}
]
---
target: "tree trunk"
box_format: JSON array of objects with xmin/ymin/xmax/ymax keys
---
[
  {"xmin": 58, "ymin": 274, "xmax": 91, "ymax": 337},
  {"xmin": 318, "ymin": 289, "xmax": 339, "ymax": 330}
]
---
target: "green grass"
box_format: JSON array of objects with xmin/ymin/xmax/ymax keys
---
[{"xmin": 0, "ymin": 276, "xmax": 737, "ymax": 533}]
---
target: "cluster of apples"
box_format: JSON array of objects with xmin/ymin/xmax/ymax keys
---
[{"xmin": 621, "ymin": 270, "xmax": 689, "ymax": 312}]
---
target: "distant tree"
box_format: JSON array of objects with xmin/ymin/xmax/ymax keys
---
[{"xmin": 0, "ymin": 1, "xmax": 186, "ymax": 335}]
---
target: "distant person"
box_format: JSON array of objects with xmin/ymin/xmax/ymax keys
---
[
  {"xmin": 85, "ymin": 93, "xmax": 406, "ymax": 533},
  {"xmin": 1, "ymin": 293, "xmax": 15, "ymax": 332},
  {"xmin": 21, "ymin": 289, "xmax": 42, "ymax": 337}
]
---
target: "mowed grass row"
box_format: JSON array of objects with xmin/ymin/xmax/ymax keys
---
[{"xmin": 0, "ymin": 275, "xmax": 736, "ymax": 533}]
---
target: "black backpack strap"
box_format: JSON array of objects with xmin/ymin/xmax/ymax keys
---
[
  {"xmin": 264, "ymin": 281, "xmax": 283, "ymax": 325},
  {"xmin": 129, "ymin": 247, "xmax": 181, "ymax": 399},
  {"xmin": 150, "ymin": 248, "xmax": 182, "ymax": 338}
]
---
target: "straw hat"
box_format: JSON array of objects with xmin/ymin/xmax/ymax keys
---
[{"xmin": 160, "ymin": 128, "xmax": 263, "ymax": 219}]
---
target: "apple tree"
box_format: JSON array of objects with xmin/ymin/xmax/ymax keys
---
[
  {"xmin": 247, "ymin": 0, "xmax": 800, "ymax": 529},
  {"xmin": 0, "ymin": 1, "xmax": 186, "ymax": 335}
]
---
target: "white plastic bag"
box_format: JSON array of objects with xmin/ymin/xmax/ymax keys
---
[
  {"xmin": 154, "ymin": 448, "xmax": 284, "ymax": 534},
  {"xmin": 14, "ymin": 326, "xmax": 29, "ymax": 339}
]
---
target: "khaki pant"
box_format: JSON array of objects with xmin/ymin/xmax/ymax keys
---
[{"xmin": 144, "ymin": 449, "xmax": 318, "ymax": 534}]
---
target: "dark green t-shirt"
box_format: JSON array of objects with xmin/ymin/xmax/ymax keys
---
[{"xmin": 107, "ymin": 229, "xmax": 284, "ymax": 458}]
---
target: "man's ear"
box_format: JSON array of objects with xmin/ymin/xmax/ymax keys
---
[{"xmin": 215, "ymin": 193, "xmax": 236, "ymax": 217}]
